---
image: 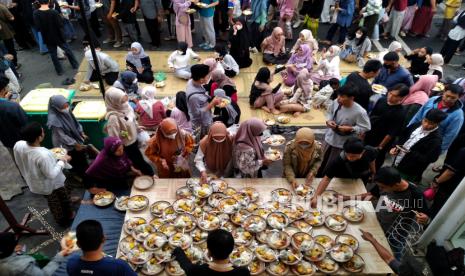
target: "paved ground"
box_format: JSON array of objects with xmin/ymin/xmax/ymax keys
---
[{"xmin": 0, "ymin": 14, "xmax": 460, "ymax": 258}]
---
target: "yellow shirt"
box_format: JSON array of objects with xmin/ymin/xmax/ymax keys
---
[{"xmin": 445, "ymin": 0, "xmax": 461, "ymax": 19}]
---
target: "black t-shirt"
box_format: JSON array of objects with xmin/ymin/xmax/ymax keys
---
[
  {"xmin": 365, "ymin": 98, "xmax": 406, "ymax": 146},
  {"xmin": 345, "ymin": 72, "xmax": 372, "ymax": 110},
  {"xmin": 404, "ymin": 54, "xmax": 429, "ymax": 76},
  {"xmin": 174, "ymin": 248, "xmax": 251, "ymax": 276},
  {"xmin": 375, "ymin": 183, "xmax": 427, "ymax": 232},
  {"xmin": 324, "ymin": 146, "xmax": 377, "ymax": 179}
]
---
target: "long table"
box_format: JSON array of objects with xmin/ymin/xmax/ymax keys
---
[{"xmin": 117, "ymin": 178, "xmax": 394, "ymax": 275}]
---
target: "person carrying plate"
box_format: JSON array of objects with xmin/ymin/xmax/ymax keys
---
[{"xmin": 283, "ymin": 127, "xmax": 322, "ymax": 190}]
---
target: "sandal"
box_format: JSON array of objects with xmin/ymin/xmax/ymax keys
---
[{"xmin": 62, "ymin": 78, "xmax": 76, "ymax": 85}]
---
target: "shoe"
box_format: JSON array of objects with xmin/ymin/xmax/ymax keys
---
[
  {"xmin": 292, "ymin": 19, "xmax": 302, "ymax": 29},
  {"xmin": 103, "ymin": 38, "xmax": 115, "ymax": 44},
  {"xmin": 15, "ymin": 63, "xmax": 21, "ymax": 70},
  {"xmin": 399, "ymin": 31, "xmax": 406, "ymax": 37},
  {"xmin": 113, "ymin": 41, "xmax": 122, "ymax": 48},
  {"xmin": 202, "ymin": 45, "xmax": 214, "ymax": 50}
]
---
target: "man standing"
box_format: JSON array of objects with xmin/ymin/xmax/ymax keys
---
[
  {"xmin": 140, "ymin": 0, "xmax": 164, "ymax": 48},
  {"xmin": 316, "ymin": 84, "xmax": 371, "ymax": 176},
  {"xmin": 33, "ymin": 0, "xmax": 79, "ymax": 75},
  {"xmin": 13, "ymin": 122, "xmax": 74, "ymax": 226},
  {"xmin": 408, "ymin": 84, "xmax": 464, "ymax": 152},
  {"xmin": 374, "ymin": 52, "xmax": 413, "ymax": 90},
  {"xmin": 0, "ymin": 75, "xmax": 27, "ymax": 155},
  {"xmin": 186, "ymin": 64, "xmax": 221, "ymax": 141},
  {"xmin": 193, "ymin": 0, "xmax": 218, "ymax": 50},
  {"xmin": 0, "ymin": 3, "xmax": 18, "ymax": 68},
  {"xmin": 345, "ymin": 59, "xmax": 382, "ymax": 110},
  {"xmin": 383, "ymin": 0, "xmax": 408, "ymax": 39}
]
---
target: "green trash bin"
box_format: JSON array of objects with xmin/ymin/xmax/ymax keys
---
[
  {"xmin": 72, "ymin": 100, "xmax": 107, "ymax": 150},
  {"xmin": 19, "ymin": 88, "xmax": 75, "ymax": 149}
]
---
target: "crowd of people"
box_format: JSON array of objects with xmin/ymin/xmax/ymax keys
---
[{"xmin": 0, "ymin": 0, "xmax": 465, "ymax": 275}]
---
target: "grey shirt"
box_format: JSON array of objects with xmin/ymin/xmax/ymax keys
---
[
  {"xmin": 186, "ymin": 79, "xmax": 212, "ymax": 128},
  {"xmin": 139, "ymin": 0, "xmax": 163, "ymax": 19},
  {"xmin": 324, "ymin": 101, "xmax": 371, "ymax": 148}
]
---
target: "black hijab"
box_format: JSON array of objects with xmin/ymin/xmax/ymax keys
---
[
  {"xmin": 175, "ymin": 91, "xmax": 190, "ymax": 121},
  {"xmin": 178, "ymin": 42, "xmax": 188, "ymax": 55},
  {"xmin": 229, "ymin": 17, "xmax": 250, "ymax": 57}
]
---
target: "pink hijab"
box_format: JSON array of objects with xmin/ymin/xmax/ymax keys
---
[
  {"xmin": 234, "ymin": 118, "xmax": 267, "ymax": 159},
  {"xmin": 295, "ymin": 68, "xmax": 313, "ymax": 97},
  {"xmin": 403, "ymin": 75, "xmax": 438, "ymax": 105},
  {"xmin": 263, "ymin": 27, "xmax": 285, "ymax": 56},
  {"xmin": 288, "ymin": 44, "xmax": 312, "ymax": 67}
]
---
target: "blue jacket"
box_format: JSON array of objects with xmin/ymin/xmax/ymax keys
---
[
  {"xmin": 337, "ymin": 0, "xmax": 355, "ymax": 27},
  {"xmin": 408, "ymin": 96, "xmax": 464, "ymax": 152}
]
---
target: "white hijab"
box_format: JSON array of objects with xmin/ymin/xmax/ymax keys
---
[
  {"xmin": 427, "ymin": 54, "xmax": 444, "ymax": 75},
  {"xmin": 139, "ymin": 86, "xmax": 157, "ymax": 119}
]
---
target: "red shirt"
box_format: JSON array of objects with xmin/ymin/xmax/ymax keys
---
[{"xmin": 394, "ymin": 0, "xmax": 408, "ymax": 11}]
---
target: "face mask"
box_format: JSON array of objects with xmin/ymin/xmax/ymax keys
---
[
  {"xmin": 213, "ymin": 137, "xmax": 226, "ymax": 143},
  {"xmin": 236, "ymin": 25, "xmax": 242, "ymax": 30},
  {"xmin": 383, "ymin": 63, "xmax": 392, "ymax": 69},
  {"xmin": 355, "ymin": 33, "xmax": 362, "ymax": 39},
  {"xmin": 299, "ymin": 144, "xmax": 310, "ymax": 149},
  {"xmin": 60, "ymin": 108, "xmax": 69, "ymax": 113},
  {"xmin": 165, "ymin": 132, "xmax": 177, "ymax": 140},
  {"xmin": 177, "ymin": 50, "xmax": 184, "ymax": 55}
]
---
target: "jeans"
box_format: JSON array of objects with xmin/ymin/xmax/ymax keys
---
[
  {"xmin": 199, "ymin": 16, "xmax": 216, "ymax": 47},
  {"xmin": 63, "ymin": 19, "xmax": 77, "ymax": 41},
  {"xmin": 47, "ymin": 42, "xmax": 79, "ymax": 74},
  {"xmin": 31, "ymin": 27, "xmax": 48, "ymax": 53}
]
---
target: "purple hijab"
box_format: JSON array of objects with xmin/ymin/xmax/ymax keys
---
[
  {"xmin": 288, "ymin": 44, "xmax": 312, "ymax": 70},
  {"xmin": 85, "ymin": 137, "xmax": 132, "ymax": 180}
]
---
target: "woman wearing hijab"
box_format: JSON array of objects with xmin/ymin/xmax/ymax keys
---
[
  {"xmin": 104, "ymin": 87, "xmax": 155, "ymax": 176},
  {"xmin": 113, "ymin": 71, "xmax": 140, "ymax": 99},
  {"xmin": 283, "ymin": 127, "xmax": 322, "ymax": 189},
  {"xmin": 170, "ymin": 91, "xmax": 193, "ymax": 133},
  {"xmin": 203, "ymin": 58, "xmax": 225, "ymax": 93},
  {"xmin": 261, "ymin": 27, "xmax": 289, "ymax": 65},
  {"xmin": 145, "ymin": 118, "xmax": 194, "ymax": 178},
  {"xmin": 173, "ymin": 0, "xmax": 193, "ymax": 47},
  {"xmin": 426, "ymin": 53, "xmax": 444, "ymax": 80},
  {"xmin": 229, "ymin": 17, "xmax": 252, "ymax": 68},
  {"xmin": 135, "ymin": 86, "xmax": 166, "ymax": 130},
  {"xmin": 341, "ymin": 27, "xmax": 372, "ymax": 67},
  {"xmin": 234, "ymin": 118, "xmax": 273, "ymax": 178},
  {"xmin": 212, "ymin": 89, "xmax": 241, "ymax": 127},
  {"xmin": 280, "ymin": 69, "xmax": 313, "ymax": 117},
  {"xmin": 126, "ymin": 42, "xmax": 154, "ymax": 84},
  {"xmin": 210, "ymin": 69, "xmax": 238, "ymax": 102},
  {"xmin": 277, "ymin": 0, "xmax": 294, "ymax": 39},
  {"xmin": 402, "ymin": 74, "xmax": 439, "ymax": 124},
  {"xmin": 291, "ymin": 29, "xmax": 318, "ymax": 56},
  {"xmin": 250, "ymin": 67, "xmax": 284, "ymax": 115},
  {"xmin": 195, "ymin": 122, "xmax": 234, "ymax": 181},
  {"xmin": 310, "ymin": 45, "xmax": 341, "ymax": 85},
  {"xmin": 85, "ymin": 137, "xmax": 143, "ymax": 194},
  {"xmin": 282, "ymin": 44, "xmax": 313, "ymax": 86},
  {"xmin": 83, "ymin": 48, "xmax": 120, "ymax": 85},
  {"xmin": 377, "ymin": 41, "xmax": 402, "ymax": 61},
  {"xmin": 47, "ymin": 95, "xmax": 90, "ymax": 176},
  {"xmin": 214, "ymin": 44, "xmax": 239, "ymax": 78},
  {"xmin": 405, "ymin": 46, "xmax": 433, "ymax": 76},
  {"xmin": 168, "ymin": 42, "xmax": 200, "ymax": 80}
]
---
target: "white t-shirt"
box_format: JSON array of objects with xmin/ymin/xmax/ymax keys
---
[{"xmin": 13, "ymin": 141, "xmax": 66, "ymax": 195}]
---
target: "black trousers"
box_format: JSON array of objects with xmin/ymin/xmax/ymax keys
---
[
  {"xmin": 136, "ymin": 69, "xmax": 155, "ymax": 84},
  {"xmin": 78, "ymin": 18, "xmax": 100, "ymax": 47},
  {"xmin": 441, "ymin": 37, "xmax": 461, "ymax": 64},
  {"xmin": 3, "ymin": 38, "xmax": 17, "ymax": 66},
  {"xmin": 90, "ymin": 10, "xmax": 102, "ymax": 37},
  {"xmin": 124, "ymin": 141, "xmax": 154, "ymax": 176},
  {"xmin": 326, "ymin": 23, "xmax": 348, "ymax": 44},
  {"xmin": 250, "ymin": 22, "xmax": 264, "ymax": 49},
  {"xmin": 363, "ymin": 14, "xmax": 378, "ymax": 37},
  {"xmin": 143, "ymin": 16, "xmax": 161, "ymax": 47},
  {"xmin": 89, "ymin": 70, "xmax": 119, "ymax": 85}
]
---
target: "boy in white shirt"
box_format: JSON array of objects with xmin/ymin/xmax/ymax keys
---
[{"xmin": 13, "ymin": 122, "xmax": 74, "ymax": 226}]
